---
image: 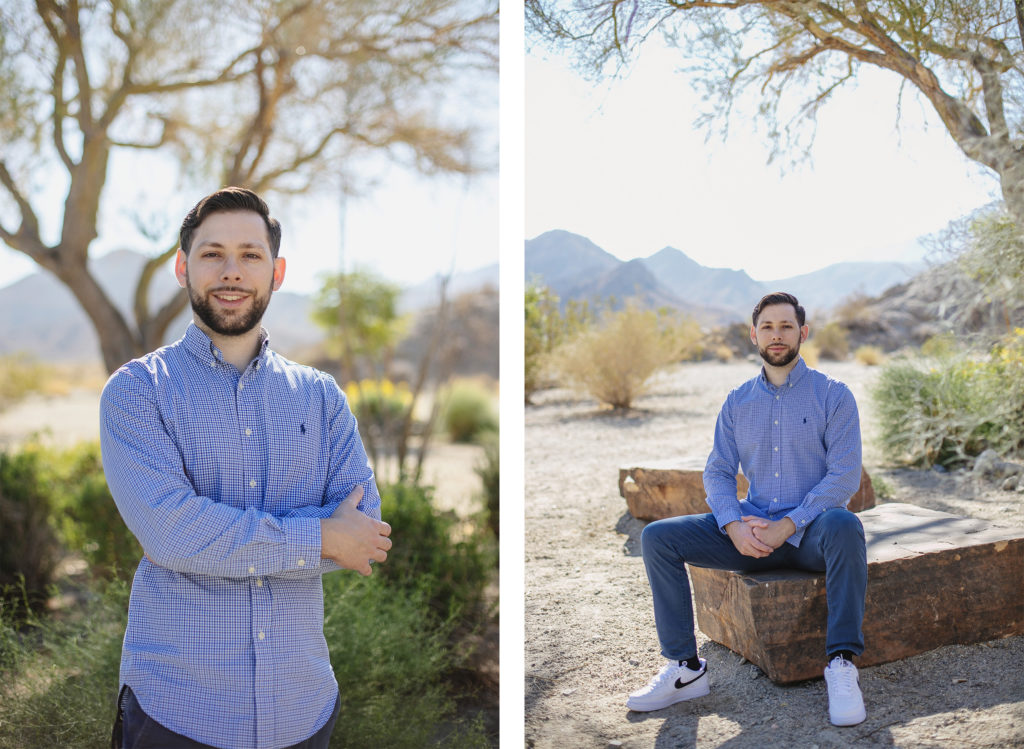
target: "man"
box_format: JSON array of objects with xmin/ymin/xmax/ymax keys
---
[
  {"xmin": 101, "ymin": 187, "xmax": 392, "ymax": 749},
  {"xmin": 626, "ymin": 291, "xmax": 868, "ymax": 727}
]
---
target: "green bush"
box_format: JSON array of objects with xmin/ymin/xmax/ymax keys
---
[
  {"xmin": 0, "ymin": 448, "xmax": 62, "ymax": 615},
  {"xmin": 50, "ymin": 443, "xmax": 142, "ymax": 580},
  {"xmin": 872, "ymin": 329, "xmax": 1024, "ymax": 467},
  {"xmin": 813, "ymin": 322, "xmax": 850, "ymax": 360},
  {"xmin": 440, "ymin": 380, "xmax": 498, "ymax": 444},
  {"xmin": 374, "ymin": 482, "xmax": 495, "ymax": 623},
  {"xmin": 0, "ymin": 478, "xmax": 495, "ymax": 749},
  {"xmin": 552, "ymin": 303, "xmax": 699, "ymax": 409},
  {"xmin": 475, "ymin": 432, "xmax": 499, "ymax": 540}
]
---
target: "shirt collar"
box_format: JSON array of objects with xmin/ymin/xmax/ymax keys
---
[
  {"xmin": 183, "ymin": 321, "xmax": 271, "ymax": 367},
  {"xmin": 759, "ymin": 355, "xmax": 808, "ymax": 390}
]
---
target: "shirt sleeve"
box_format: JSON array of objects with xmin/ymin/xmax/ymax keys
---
[
  {"xmin": 101, "ymin": 366, "xmax": 324, "ymax": 580},
  {"xmin": 703, "ymin": 392, "xmax": 744, "ymax": 532},
  {"xmin": 278, "ymin": 374, "xmax": 382, "ymax": 575},
  {"xmin": 783, "ymin": 382, "xmax": 862, "ymax": 535}
]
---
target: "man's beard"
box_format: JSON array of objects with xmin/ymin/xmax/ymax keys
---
[
  {"xmin": 186, "ymin": 277, "xmax": 272, "ymax": 337},
  {"xmin": 759, "ymin": 341, "xmax": 800, "ymax": 368}
]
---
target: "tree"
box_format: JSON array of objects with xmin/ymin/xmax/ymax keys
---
[
  {"xmin": 0, "ymin": 0, "xmax": 497, "ymax": 373},
  {"xmin": 528, "ymin": 0, "xmax": 1024, "ymax": 227}
]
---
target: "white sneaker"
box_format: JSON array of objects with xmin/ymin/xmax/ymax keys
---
[
  {"xmin": 626, "ymin": 659, "xmax": 709, "ymax": 712},
  {"xmin": 824, "ymin": 656, "xmax": 866, "ymax": 726}
]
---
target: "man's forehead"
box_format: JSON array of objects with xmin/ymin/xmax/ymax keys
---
[
  {"xmin": 757, "ymin": 304, "xmax": 799, "ymax": 324},
  {"xmin": 193, "ymin": 211, "xmax": 270, "ymax": 248}
]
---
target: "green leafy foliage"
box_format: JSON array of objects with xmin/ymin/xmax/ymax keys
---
[
  {"xmin": 872, "ymin": 329, "xmax": 1024, "ymax": 468},
  {"xmin": 440, "ymin": 379, "xmax": 498, "ymax": 443}
]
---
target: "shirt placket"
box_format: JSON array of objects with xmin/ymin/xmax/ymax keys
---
[
  {"xmin": 237, "ymin": 361, "xmax": 276, "ymax": 747},
  {"xmin": 770, "ymin": 386, "xmax": 783, "ymax": 518}
]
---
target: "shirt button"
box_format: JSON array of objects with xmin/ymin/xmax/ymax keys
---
[
  {"xmin": 256, "ymin": 579, "xmax": 263, "ymax": 587},
  {"xmin": 245, "ymin": 428, "xmax": 252, "ymax": 436},
  {"xmin": 775, "ymin": 395, "xmax": 780, "ymax": 400},
  {"xmin": 297, "ymin": 559, "xmax": 305, "ymax": 567},
  {"xmin": 210, "ymin": 360, "xmax": 216, "ymax": 367},
  {"xmin": 248, "ymin": 566, "xmax": 255, "ymax": 574},
  {"xmin": 774, "ymin": 446, "xmax": 779, "ymax": 451},
  {"xmin": 258, "ymin": 631, "xmax": 265, "ymax": 641},
  {"xmin": 249, "ymin": 479, "xmax": 257, "ymax": 488},
  {"xmin": 775, "ymin": 472, "xmax": 780, "ymax": 478},
  {"xmin": 238, "ymin": 383, "xmax": 244, "ymax": 390}
]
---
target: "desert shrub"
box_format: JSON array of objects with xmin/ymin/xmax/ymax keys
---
[
  {"xmin": 525, "ymin": 282, "xmax": 563, "ymax": 402},
  {"xmin": 714, "ymin": 344, "xmax": 733, "ymax": 362},
  {"xmin": 344, "ymin": 378, "xmax": 414, "ymax": 464},
  {"xmin": 0, "ymin": 448, "xmax": 62, "ymax": 615},
  {"xmin": 813, "ymin": 322, "xmax": 850, "ymax": 360},
  {"xmin": 0, "ymin": 479, "xmax": 494, "ymax": 749},
  {"xmin": 872, "ymin": 329, "xmax": 1024, "ymax": 468},
  {"xmin": 854, "ymin": 345, "xmax": 884, "ymax": 366},
  {"xmin": 439, "ymin": 379, "xmax": 498, "ymax": 443},
  {"xmin": 0, "ymin": 355, "xmax": 51, "ymax": 413},
  {"xmin": 475, "ymin": 432, "xmax": 499, "ymax": 540},
  {"xmin": 374, "ymin": 482, "xmax": 494, "ymax": 622},
  {"xmin": 800, "ymin": 340, "xmax": 820, "ymax": 367},
  {"xmin": 552, "ymin": 303, "xmax": 697, "ymax": 409}
]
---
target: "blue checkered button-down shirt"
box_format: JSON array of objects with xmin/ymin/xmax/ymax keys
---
[
  {"xmin": 703, "ymin": 357, "xmax": 861, "ymax": 547},
  {"xmin": 100, "ymin": 323, "xmax": 381, "ymax": 749}
]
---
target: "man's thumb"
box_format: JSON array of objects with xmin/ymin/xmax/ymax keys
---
[{"xmin": 343, "ymin": 484, "xmax": 365, "ymax": 505}]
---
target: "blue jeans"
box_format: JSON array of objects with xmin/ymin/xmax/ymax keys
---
[
  {"xmin": 116, "ymin": 685, "xmax": 340, "ymax": 749},
  {"xmin": 641, "ymin": 508, "xmax": 866, "ymax": 661}
]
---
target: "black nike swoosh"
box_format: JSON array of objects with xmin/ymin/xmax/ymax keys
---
[{"xmin": 674, "ymin": 669, "xmax": 706, "ymax": 689}]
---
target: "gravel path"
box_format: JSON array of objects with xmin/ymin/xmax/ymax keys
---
[{"xmin": 525, "ymin": 359, "xmax": 1024, "ymax": 748}]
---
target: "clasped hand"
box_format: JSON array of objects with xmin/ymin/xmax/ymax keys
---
[
  {"xmin": 320, "ymin": 485, "xmax": 393, "ymax": 576},
  {"xmin": 725, "ymin": 515, "xmax": 795, "ymax": 558}
]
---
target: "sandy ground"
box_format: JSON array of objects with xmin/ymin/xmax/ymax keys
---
[
  {"xmin": 525, "ymin": 359, "xmax": 1024, "ymax": 749},
  {"xmin": 0, "ymin": 390, "xmax": 487, "ymax": 517}
]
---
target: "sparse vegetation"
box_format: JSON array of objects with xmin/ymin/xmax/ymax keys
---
[
  {"xmin": 813, "ymin": 322, "xmax": 850, "ymax": 360},
  {"xmin": 872, "ymin": 329, "xmax": 1024, "ymax": 468},
  {"xmin": 552, "ymin": 303, "xmax": 701, "ymax": 409},
  {"xmin": 0, "ymin": 355, "xmax": 51, "ymax": 413},
  {"xmin": 854, "ymin": 345, "xmax": 885, "ymax": 366},
  {"xmin": 440, "ymin": 380, "xmax": 498, "ymax": 444},
  {"xmin": 800, "ymin": 340, "xmax": 820, "ymax": 367}
]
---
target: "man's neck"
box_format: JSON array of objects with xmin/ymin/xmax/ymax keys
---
[
  {"xmin": 196, "ymin": 318, "xmax": 263, "ymax": 371},
  {"xmin": 762, "ymin": 358, "xmax": 799, "ymax": 387}
]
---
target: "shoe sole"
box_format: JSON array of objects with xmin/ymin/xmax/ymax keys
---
[
  {"xmin": 830, "ymin": 706, "xmax": 866, "ymax": 727},
  {"xmin": 626, "ymin": 673, "xmax": 710, "ymax": 712}
]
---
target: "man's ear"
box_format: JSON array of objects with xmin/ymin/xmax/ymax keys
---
[
  {"xmin": 272, "ymin": 257, "xmax": 286, "ymax": 291},
  {"xmin": 174, "ymin": 249, "xmax": 188, "ymax": 289},
  {"xmin": 800, "ymin": 325, "xmax": 809, "ymax": 343},
  {"xmin": 749, "ymin": 324, "xmax": 758, "ymax": 346}
]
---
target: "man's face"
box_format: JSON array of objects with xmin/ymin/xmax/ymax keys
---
[
  {"xmin": 750, "ymin": 303, "xmax": 808, "ymax": 367},
  {"xmin": 174, "ymin": 210, "xmax": 285, "ymax": 338}
]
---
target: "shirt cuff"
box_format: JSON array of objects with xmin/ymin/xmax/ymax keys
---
[
  {"xmin": 708, "ymin": 498, "xmax": 743, "ymax": 533},
  {"xmin": 281, "ymin": 516, "xmax": 323, "ymax": 572},
  {"xmin": 785, "ymin": 506, "xmax": 818, "ymax": 533}
]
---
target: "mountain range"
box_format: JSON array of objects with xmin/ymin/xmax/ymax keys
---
[
  {"xmin": 525, "ymin": 230, "xmax": 921, "ymax": 326},
  {"xmin": 0, "ymin": 250, "xmax": 497, "ymax": 364}
]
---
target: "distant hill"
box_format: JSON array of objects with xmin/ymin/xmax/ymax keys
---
[
  {"xmin": 525, "ymin": 230, "xmax": 921, "ymax": 323},
  {"xmin": 0, "ymin": 250, "xmax": 496, "ymax": 366}
]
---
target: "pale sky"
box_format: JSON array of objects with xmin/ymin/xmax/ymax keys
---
[
  {"xmin": 526, "ymin": 40, "xmax": 1001, "ymax": 279},
  {"xmin": 0, "ymin": 142, "xmax": 497, "ymax": 296}
]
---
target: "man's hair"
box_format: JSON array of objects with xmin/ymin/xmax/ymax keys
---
[
  {"xmin": 752, "ymin": 291, "xmax": 805, "ymax": 327},
  {"xmin": 179, "ymin": 187, "xmax": 282, "ymax": 257}
]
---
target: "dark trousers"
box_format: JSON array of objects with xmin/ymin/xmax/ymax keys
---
[{"xmin": 112, "ymin": 685, "xmax": 341, "ymax": 749}]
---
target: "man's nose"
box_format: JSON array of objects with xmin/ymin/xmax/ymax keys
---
[{"xmin": 220, "ymin": 256, "xmax": 243, "ymax": 281}]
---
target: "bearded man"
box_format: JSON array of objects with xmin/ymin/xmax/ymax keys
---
[
  {"xmin": 626, "ymin": 291, "xmax": 868, "ymax": 727},
  {"xmin": 101, "ymin": 187, "xmax": 392, "ymax": 749}
]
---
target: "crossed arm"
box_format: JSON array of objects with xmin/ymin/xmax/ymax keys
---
[{"xmin": 100, "ymin": 368, "xmax": 391, "ymax": 579}]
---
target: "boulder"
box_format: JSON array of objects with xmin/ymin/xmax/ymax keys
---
[
  {"xmin": 619, "ymin": 460, "xmax": 875, "ymax": 520},
  {"xmin": 690, "ymin": 503, "xmax": 1024, "ymax": 683}
]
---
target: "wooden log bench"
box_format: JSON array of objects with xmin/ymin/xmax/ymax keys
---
[
  {"xmin": 689, "ymin": 503, "xmax": 1024, "ymax": 683},
  {"xmin": 618, "ymin": 458, "xmax": 876, "ymax": 520}
]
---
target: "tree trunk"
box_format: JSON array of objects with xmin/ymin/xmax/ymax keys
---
[
  {"xmin": 59, "ymin": 262, "xmax": 143, "ymax": 374},
  {"xmin": 998, "ymin": 150, "xmax": 1024, "ymax": 230}
]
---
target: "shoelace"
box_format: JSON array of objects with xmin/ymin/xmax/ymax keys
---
[
  {"xmin": 645, "ymin": 662, "xmax": 679, "ymax": 690},
  {"xmin": 827, "ymin": 660, "xmax": 858, "ymax": 695}
]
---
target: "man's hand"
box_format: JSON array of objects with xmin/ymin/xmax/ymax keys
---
[
  {"xmin": 724, "ymin": 517, "xmax": 774, "ymax": 558},
  {"xmin": 746, "ymin": 515, "xmax": 796, "ymax": 551},
  {"xmin": 320, "ymin": 485, "xmax": 393, "ymax": 576}
]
